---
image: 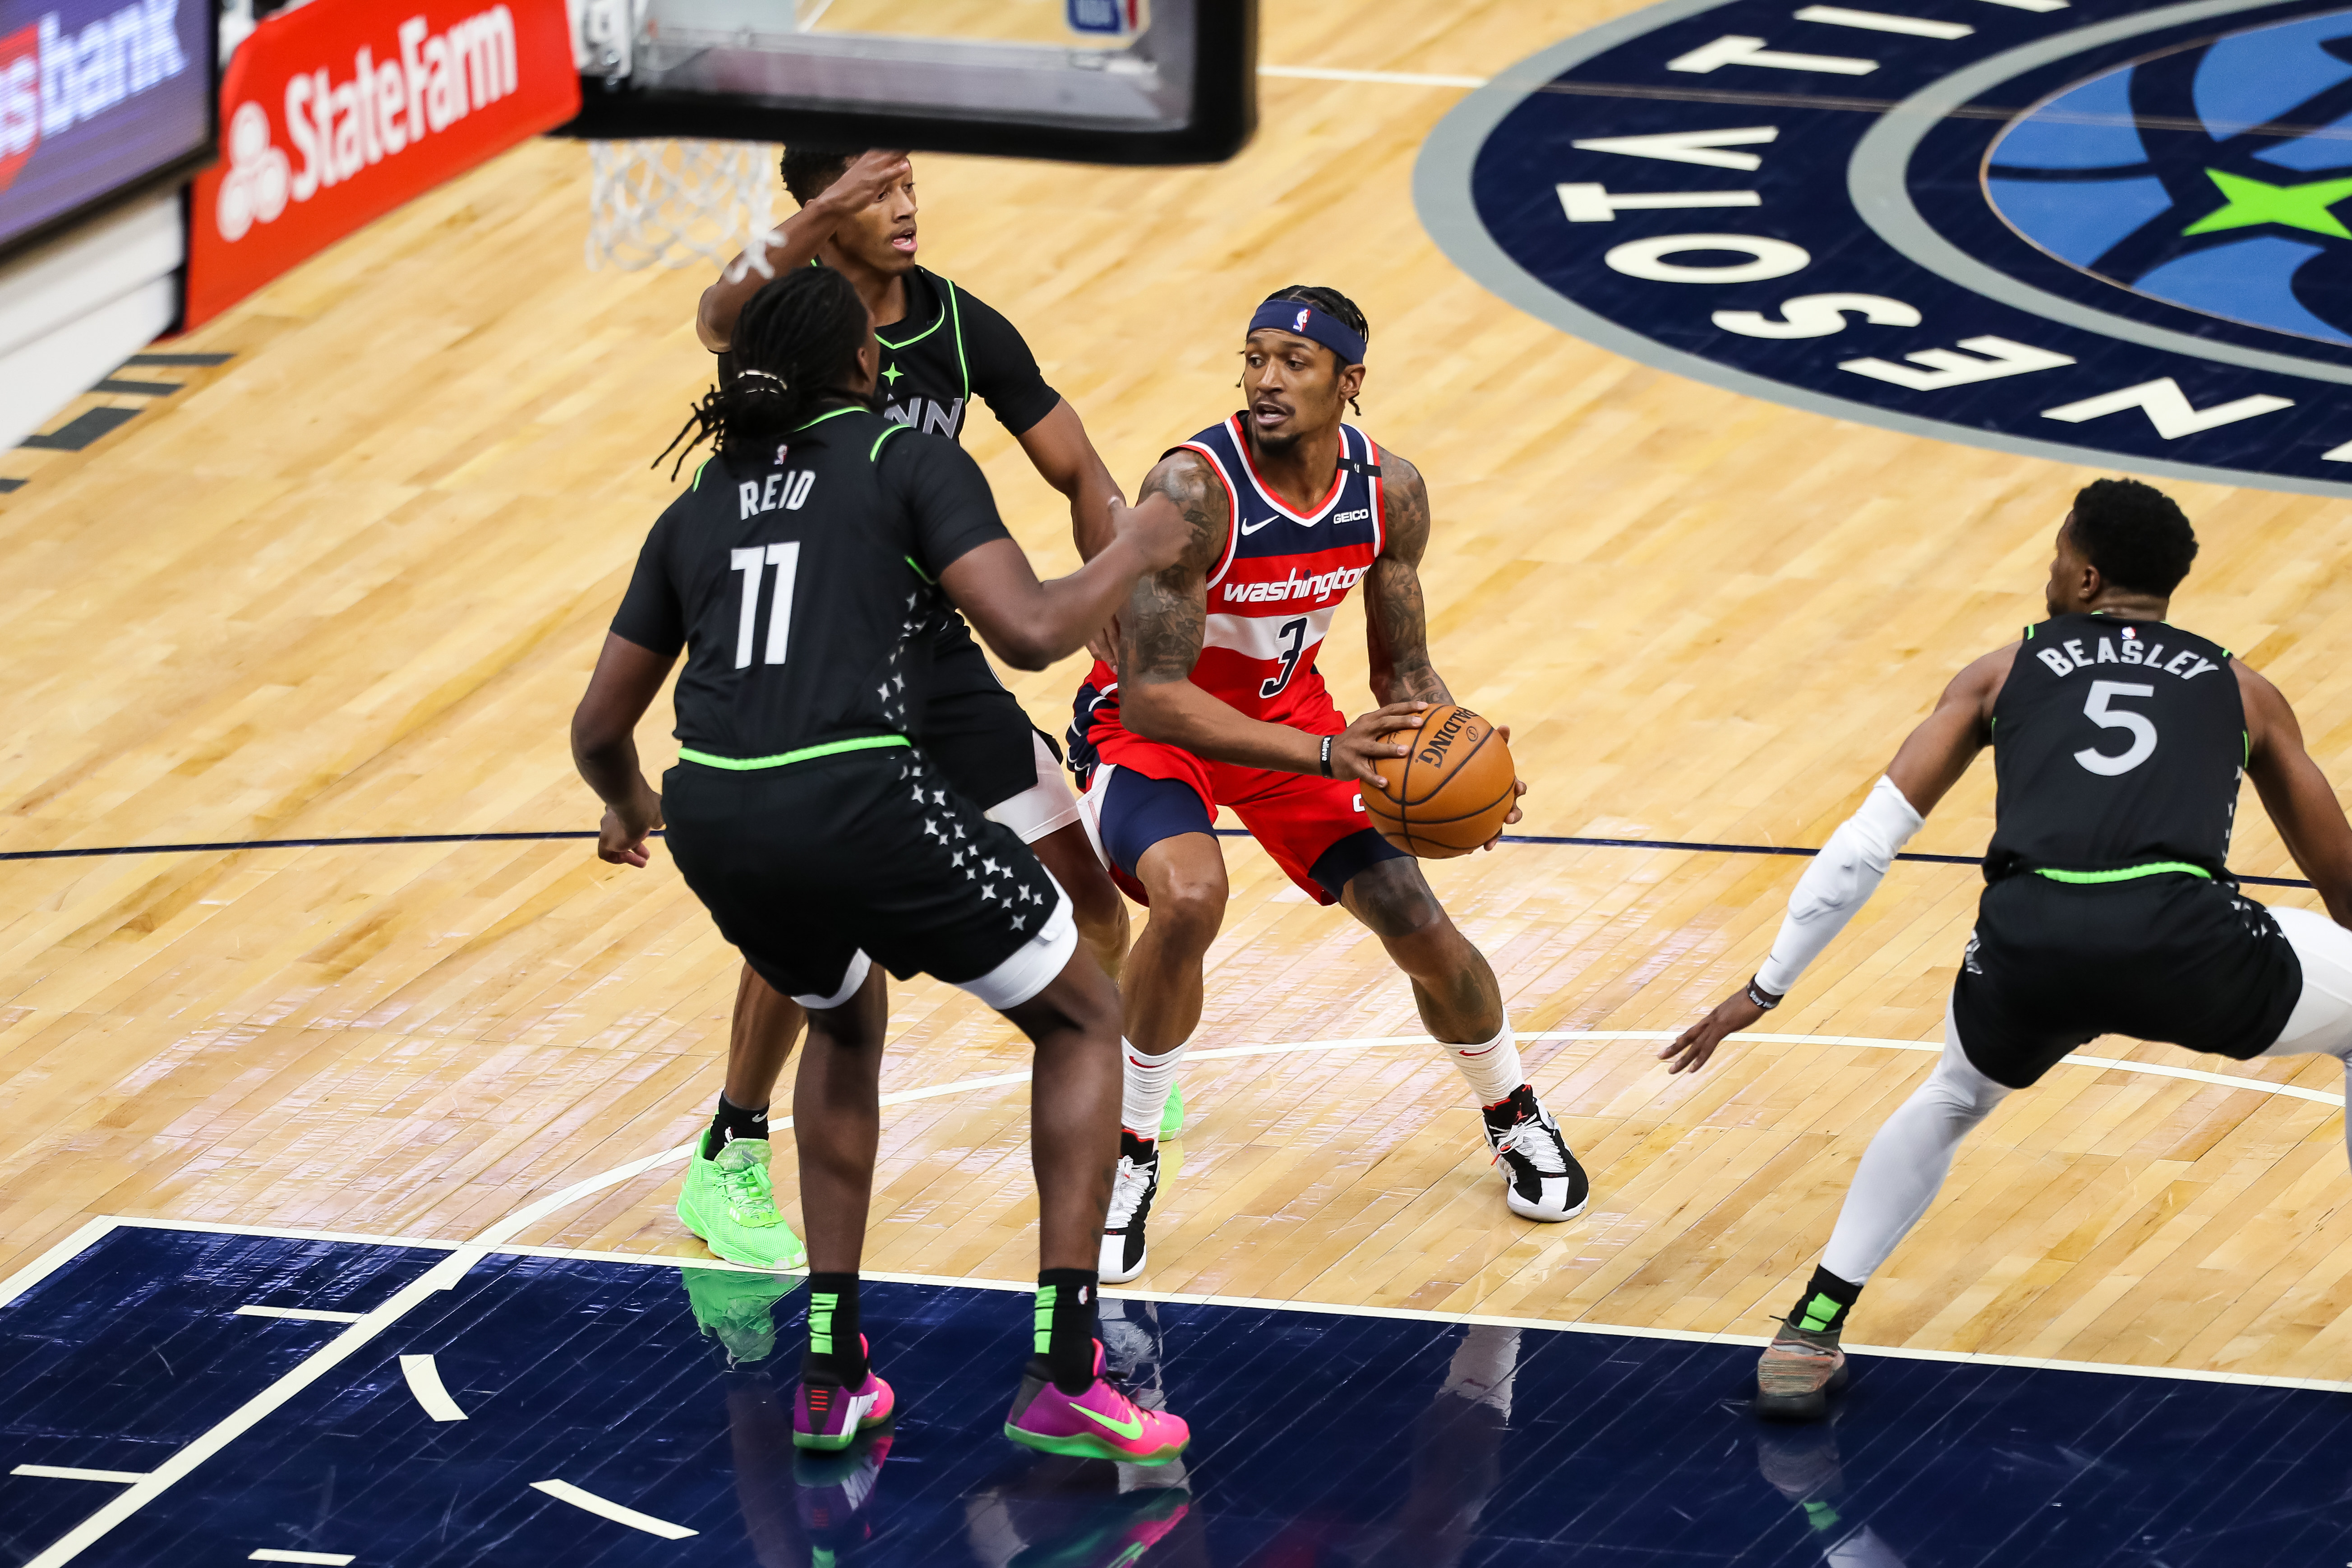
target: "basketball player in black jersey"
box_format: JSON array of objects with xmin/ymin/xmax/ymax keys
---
[
  {"xmin": 678, "ymin": 147, "xmax": 1134, "ymax": 1269},
  {"xmin": 574, "ymin": 265, "xmax": 1192, "ymax": 1461},
  {"xmin": 1667, "ymin": 479, "xmax": 2352, "ymax": 1419}
]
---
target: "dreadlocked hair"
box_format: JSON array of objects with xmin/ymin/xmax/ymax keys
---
[
  {"xmin": 656, "ymin": 267, "xmax": 869, "ymax": 480},
  {"xmin": 1265, "ymin": 283, "xmax": 1370, "ymax": 414}
]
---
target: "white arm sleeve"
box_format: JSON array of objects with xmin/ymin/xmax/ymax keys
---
[{"xmin": 1755, "ymin": 775, "xmax": 1926, "ymax": 997}]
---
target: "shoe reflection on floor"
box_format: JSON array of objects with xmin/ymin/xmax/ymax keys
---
[
  {"xmin": 1755, "ymin": 1421, "xmax": 1909, "ymax": 1568},
  {"xmin": 964, "ymin": 1296, "xmax": 1203, "ymax": 1567},
  {"xmin": 685, "ymin": 1266, "xmax": 903, "ymax": 1567}
]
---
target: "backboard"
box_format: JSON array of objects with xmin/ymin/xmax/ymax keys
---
[{"xmin": 558, "ymin": 0, "xmax": 1255, "ymax": 166}]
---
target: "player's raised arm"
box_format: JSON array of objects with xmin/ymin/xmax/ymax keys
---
[
  {"xmin": 1016, "ymin": 398, "xmax": 1125, "ymax": 563},
  {"xmin": 2240, "ymin": 660, "xmax": 2352, "ymax": 925},
  {"xmin": 1660, "ymin": 645, "xmax": 2013, "ymax": 1073},
  {"xmin": 696, "ymin": 151, "xmax": 910, "ymax": 352},
  {"xmin": 1364, "ymin": 452, "xmax": 1451, "ymax": 707},
  {"xmin": 1116, "ymin": 450, "xmax": 1427, "ymax": 781}
]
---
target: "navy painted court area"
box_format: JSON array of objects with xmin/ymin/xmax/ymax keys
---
[{"xmin": 4, "ymin": 1225, "xmax": 2347, "ymax": 1566}]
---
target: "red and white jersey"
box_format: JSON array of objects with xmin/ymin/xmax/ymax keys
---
[{"xmin": 1086, "ymin": 413, "xmax": 1384, "ymax": 729}]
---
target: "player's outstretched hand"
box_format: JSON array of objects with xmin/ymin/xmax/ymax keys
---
[
  {"xmin": 1112, "ymin": 493, "xmax": 1193, "ymax": 572},
  {"xmin": 1479, "ymin": 722, "xmax": 1529, "ymax": 851},
  {"xmin": 1660, "ymin": 987, "xmax": 1768, "ymax": 1074},
  {"xmin": 598, "ymin": 785, "xmax": 664, "ymax": 868},
  {"xmin": 1332, "ymin": 700, "xmax": 1430, "ymax": 790}
]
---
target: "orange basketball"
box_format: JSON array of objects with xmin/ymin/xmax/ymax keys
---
[{"xmin": 1362, "ymin": 704, "xmax": 1517, "ymax": 858}]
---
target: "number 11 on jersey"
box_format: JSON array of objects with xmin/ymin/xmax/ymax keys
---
[{"xmin": 731, "ymin": 542, "xmax": 801, "ymax": 670}]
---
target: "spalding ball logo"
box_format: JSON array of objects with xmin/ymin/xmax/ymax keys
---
[
  {"xmin": 1417, "ymin": 0, "xmax": 2352, "ymax": 501},
  {"xmin": 1417, "ymin": 707, "xmax": 1473, "ymax": 767}
]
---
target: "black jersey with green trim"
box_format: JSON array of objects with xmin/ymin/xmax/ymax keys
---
[
  {"xmin": 610, "ymin": 408, "xmax": 1010, "ymax": 761},
  {"xmin": 1982, "ymin": 613, "xmax": 2245, "ymax": 881},
  {"xmin": 873, "ymin": 266, "xmax": 1059, "ymax": 440}
]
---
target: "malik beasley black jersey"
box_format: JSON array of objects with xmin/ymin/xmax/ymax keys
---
[
  {"xmin": 609, "ymin": 407, "xmax": 1009, "ymax": 760},
  {"xmin": 1981, "ymin": 614, "xmax": 2244, "ymax": 881}
]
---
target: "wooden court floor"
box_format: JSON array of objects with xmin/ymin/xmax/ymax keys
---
[{"xmin": 5, "ymin": 0, "xmax": 2352, "ymax": 1386}]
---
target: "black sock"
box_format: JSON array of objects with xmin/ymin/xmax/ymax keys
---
[
  {"xmin": 1786, "ymin": 1266, "xmax": 1861, "ymax": 1336},
  {"xmin": 1033, "ymin": 1268, "xmax": 1099, "ymax": 1394},
  {"xmin": 802, "ymin": 1273, "xmax": 867, "ymax": 1386},
  {"xmin": 703, "ymin": 1093, "xmax": 769, "ymax": 1158}
]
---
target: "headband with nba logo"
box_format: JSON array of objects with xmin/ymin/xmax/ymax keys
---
[{"xmin": 1246, "ymin": 298, "xmax": 1366, "ymax": 366}]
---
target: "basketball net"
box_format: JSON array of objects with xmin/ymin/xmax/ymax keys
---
[{"xmin": 585, "ymin": 139, "xmax": 775, "ymax": 272}]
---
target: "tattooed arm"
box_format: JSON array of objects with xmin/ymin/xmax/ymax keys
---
[
  {"xmin": 1365, "ymin": 452, "xmax": 1452, "ymax": 707},
  {"xmin": 1121, "ymin": 451, "xmax": 1428, "ymax": 785}
]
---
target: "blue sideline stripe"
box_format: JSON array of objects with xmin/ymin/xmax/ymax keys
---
[{"xmin": 0, "ymin": 827, "xmax": 2313, "ymax": 889}]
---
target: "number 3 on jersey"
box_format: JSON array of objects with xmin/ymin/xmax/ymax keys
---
[
  {"xmin": 731, "ymin": 542, "xmax": 801, "ymax": 669},
  {"xmin": 1260, "ymin": 616, "xmax": 1309, "ymax": 699},
  {"xmin": 2075, "ymin": 680, "xmax": 2156, "ymax": 775}
]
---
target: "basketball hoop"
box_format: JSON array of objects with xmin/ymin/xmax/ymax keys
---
[{"xmin": 585, "ymin": 139, "xmax": 775, "ymax": 272}]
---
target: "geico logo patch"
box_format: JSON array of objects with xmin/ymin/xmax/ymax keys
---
[{"xmin": 1420, "ymin": 0, "xmax": 2352, "ymax": 500}]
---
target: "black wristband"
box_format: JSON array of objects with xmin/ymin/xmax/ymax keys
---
[
  {"xmin": 1319, "ymin": 735, "xmax": 1335, "ymax": 777},
  {"xmin": 1745, "ymin": 977, "xmax": 1784, "ymax": 1011}
]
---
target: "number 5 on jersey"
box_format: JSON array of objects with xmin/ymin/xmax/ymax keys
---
[
  {"xmin": 732, "ymin": 542, "xmax": 801, "ymax": 669},
  {"xmin": 2076, "ymin": 680, "xmax": 2156, "ymax": 775}
]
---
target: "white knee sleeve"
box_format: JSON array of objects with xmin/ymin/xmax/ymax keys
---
[{"xmin": 2262, "ymin": 905, "xmax": 2352, "ymax": 1061}]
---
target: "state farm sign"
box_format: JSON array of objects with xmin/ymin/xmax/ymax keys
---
[{"xmin": 186, "ymin": 0, "xmax": 576, "ymax": 328}]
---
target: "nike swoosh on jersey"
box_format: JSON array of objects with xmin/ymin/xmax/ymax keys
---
[
  {"xmin": 1237, "ymin": 517, "xmax": 1280, "ymax": 535},
  {"xmin": 1072, "ymin": 1402, "xmax": 1145, "ymax": 1439}
]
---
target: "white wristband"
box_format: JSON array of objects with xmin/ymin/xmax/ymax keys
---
[{"xmin": 1755, "ymin": 775, "xmax": 1925, "ymax": 998}]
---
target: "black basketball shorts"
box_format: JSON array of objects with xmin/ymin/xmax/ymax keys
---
[
  {"xmin": 1951, "ymin": 871, "xmax": 2304, "ymax": 1089},
  {"xmin": 921, "ymin": 616, "xmax": 1040, "ymax": 812},
  {"xmin": 662, "ymin": 743, "xmax": 1072, "ymax": 1010}
]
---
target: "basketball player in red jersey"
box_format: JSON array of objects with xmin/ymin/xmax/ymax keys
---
[{"xmin": 1068, "ymin": 286, "xmax": 1591, "ymax": 1282}]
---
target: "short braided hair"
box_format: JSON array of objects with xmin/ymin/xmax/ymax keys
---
[{"xmin": 656, "ymin": 267, "xmax": 868, "ymax": 476}]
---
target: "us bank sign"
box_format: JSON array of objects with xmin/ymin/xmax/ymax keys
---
[{"xmin": 1416, "ymin": 0, "xmax": 2352, "ymax": 497}]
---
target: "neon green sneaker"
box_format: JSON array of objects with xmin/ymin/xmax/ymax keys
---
[
  {"xmin": 1159, "ymin": 1078, "xmax": 1185, "ymax": 1140},
  {"xmin": 678, "ymin": 1137, "xmax": 808, "ymax": 1272},
  {"xmin": 682, "ymin": 1265, "xmax": 799, "ymax": 1364}
]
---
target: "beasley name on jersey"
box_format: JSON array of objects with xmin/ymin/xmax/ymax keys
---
[{"xmin": 1181, "ymin": 413, "xmax": 1384, "ymax": 722}]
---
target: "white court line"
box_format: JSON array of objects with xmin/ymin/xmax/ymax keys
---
[
  {"xmin": 249, "ymin": 1552, "xmax": 355, "ymax": 1565},
  {"xmin": 0, "ymin": 1218, "xmax": 120, "ymax": 1313},
  {"xmin": 9, "ymin": 1028, "xmax": 2343, "ymax": 1564},
  {"xmin": 397, "ymin": 1355, "xmax": 467, "ymax": 1422},
  {"xmin": 235, "ymin": 1305, "xmax": 365, "ymax": 1324},
  {"xmin": 12, "ymin": 1466, "xmax": 148, "ymax": 1483},
  {"xmin": 1259, "ymin": 63, "xmax": 1489, "ymax": 88},
  {"xmin": 530, "ymin": 1479, "xmax": 697, "ymax": 1539}
]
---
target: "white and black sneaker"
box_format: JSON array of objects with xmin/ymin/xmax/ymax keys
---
[
  {"xmin": 1482, "ymin": 1084, "xmax": 1589, "ymax": 1222},
  {"xmin": 1099, "ymin": 1130, "xmax": 1161, "ymax": 1283}
]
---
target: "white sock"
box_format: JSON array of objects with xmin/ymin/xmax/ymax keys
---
[
  {"xmin": 1445, "ymin": 1019, "xmax": 1523, "ymax": 1106},
  {"xmin": 1121, "ymin": 1036, "xmax": 1189, "ymax": 1140}
]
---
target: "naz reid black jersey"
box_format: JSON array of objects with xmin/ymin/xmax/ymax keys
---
[
  {"xmin": 609, "ymin": 406, "xmax": 1010, "ymax": 762},
  {"xmin": 1982, "ymin": 613, "xmax": 2245, "ymax": 881}
]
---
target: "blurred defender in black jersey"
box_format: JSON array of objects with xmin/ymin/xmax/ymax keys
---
[
  {"xmin": 681, "ymin": 146, "xmax": 1134, "ymax": 1270},
  {"xmin": 573, "ymin": 266, "xmax": 1192, "ymax": 1459},
  {"xmin": 1665, "ymin": 478, "xmax": 2352, "ymax": 1419}
]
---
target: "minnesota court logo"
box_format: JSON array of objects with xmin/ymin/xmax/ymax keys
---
[{"xmin": 1416, "ymin": 0, "xmax": 2352, "ymax": 497}]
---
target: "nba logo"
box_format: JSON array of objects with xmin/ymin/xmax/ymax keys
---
[
  {"xmin": 1293, "ymin": 307, "xmax": 1312, "ymax": 331},
  {"xmin": 1066, "ymin": 0, "xmax": 1141, "ymax": 35}
]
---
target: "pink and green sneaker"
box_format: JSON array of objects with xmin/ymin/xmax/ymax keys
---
[
  {"xmin": 1003, "ymin": 1340, "xmax": 1190, "ymax": 1464},
  {"xmin": 793, "ymin": 1336, "xmax": 895, "ymax": 1452}
]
